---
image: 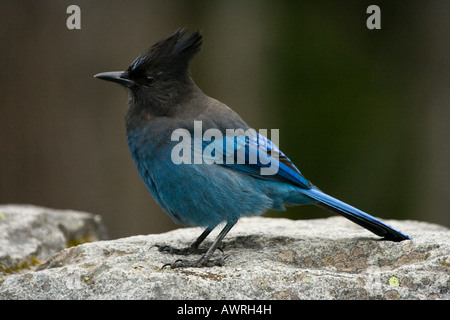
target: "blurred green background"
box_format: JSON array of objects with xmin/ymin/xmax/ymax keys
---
[{"xmin": 1, "ymin": 1, "xmax": 448, "ymax": 239}]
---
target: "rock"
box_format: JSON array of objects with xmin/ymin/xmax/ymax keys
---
[
  {"xmin": 0, "ymin": 204, "xmax": 107, "ymax": 283},
  {"xmin": 0, "ymin": 213, "xmax": 448, "ymax": 300}
]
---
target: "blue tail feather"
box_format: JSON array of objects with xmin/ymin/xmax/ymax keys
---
[{"xmin": 303, "ymin": 188, "xmax": 411, "ymax": 241}]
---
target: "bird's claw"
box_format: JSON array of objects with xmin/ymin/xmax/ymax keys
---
[
  {"xmin": 152, "ymin": 244, "xmax": 207, "ymax": 255},
  {"xmin": 162, "ymin": 254, "xmax": 230, "ymax": 269}
]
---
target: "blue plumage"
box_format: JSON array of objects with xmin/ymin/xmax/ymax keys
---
[{"xmin": 95, "ymin": 29, "xmax": 411, "ymax": 268}]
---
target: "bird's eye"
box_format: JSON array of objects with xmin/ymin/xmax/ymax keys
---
[{"xmin": 144, "ymin": 75, "xmax": 154, "ymax": 86}]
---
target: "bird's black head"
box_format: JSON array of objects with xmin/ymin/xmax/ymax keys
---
[{"xmin": 95, "ymin": 28, "xmax": 202, "ymax": 113}]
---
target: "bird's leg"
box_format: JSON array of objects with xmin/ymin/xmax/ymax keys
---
[
  {"xmin": 163, "ymin": 222, "xmax": 235, "ymax": 268},
  {"xmin": 155, "ymin": 226, "xmax": 213, "ymax": 255}
]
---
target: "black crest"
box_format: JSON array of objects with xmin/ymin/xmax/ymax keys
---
[{"xmin": 128, "ymin": 28, "xmax": 202, "ymax": 75}]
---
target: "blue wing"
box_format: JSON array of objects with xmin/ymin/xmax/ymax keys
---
[{"xmin": 200, "ymin": 132, "xmax": 311, "ymax": 189}]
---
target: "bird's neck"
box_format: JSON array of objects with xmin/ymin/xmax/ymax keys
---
[{"xmin": 125, "ymin": 83, "xmax": 206, "ymax": 131}]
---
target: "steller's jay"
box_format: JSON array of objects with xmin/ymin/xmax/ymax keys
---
[{"xmin": 95, "ymin": 29, "xmax": 411, "ymax": 268}]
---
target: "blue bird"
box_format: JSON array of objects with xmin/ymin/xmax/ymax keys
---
[{"xmin": 95, "ymin": 29, "xmax": 411, "ymax": 268}]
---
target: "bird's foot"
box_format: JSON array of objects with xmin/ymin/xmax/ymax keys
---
[
  {"xmin": 153, "ymin": 244, "xmax": 208, "ymax": 256},
  {"xmin": 154, "ymin": 244, "xmax": 224, "ymax": 256},
  {"xmin": 162, "ymin": 254, "xmax": 230, "ymax": 269}
]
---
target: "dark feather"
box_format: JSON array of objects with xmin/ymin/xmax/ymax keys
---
[{"xmin": 128, "ymin": 28, "xmax": 202, "ymax": 74}]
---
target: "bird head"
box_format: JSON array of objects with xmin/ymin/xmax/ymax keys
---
[{"xmin": 95, "ymin": 28, "xmax": 202, "ymax": 110}]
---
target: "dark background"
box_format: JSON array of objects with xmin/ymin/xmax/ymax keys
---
[{"xmin": 1, "ymin": 1, "xmax": 449, "ymax": 239}]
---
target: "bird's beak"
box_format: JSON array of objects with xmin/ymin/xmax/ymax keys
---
[{"xmin": 94, "ymin": 71, "xmax": 135, "ymax": 88}]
